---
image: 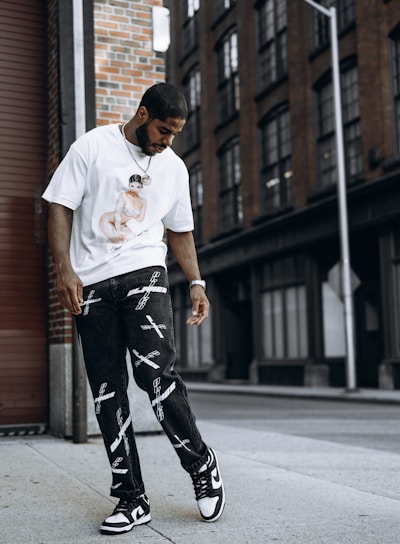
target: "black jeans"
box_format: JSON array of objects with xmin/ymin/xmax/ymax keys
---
[{"xmin": 75, "ymin": 266, "xmax": 208, "ymax": 500}]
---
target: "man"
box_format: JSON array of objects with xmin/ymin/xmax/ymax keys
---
[{"xmin": 42, "ymin": 83, "xmax": 225, "ymax": 535}]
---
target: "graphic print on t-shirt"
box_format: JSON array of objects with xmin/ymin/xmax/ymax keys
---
[{"xmin": 99, "ymin": 174, "xmax": 147, "ymax": 244}]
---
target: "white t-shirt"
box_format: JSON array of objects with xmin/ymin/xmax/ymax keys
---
[{"xmin": 42, "ymin": 124, "xmax": 194, "ymax": 286}]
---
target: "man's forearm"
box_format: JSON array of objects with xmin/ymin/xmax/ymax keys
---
[
  {"xmin": 48, "ymin": 203, "xmax": 74, "ymax": 271},
  {"xmin": 167, "ymin": 229, "xmax": 209, "ymax": 326},
  {"xmin": 167, "ymin": 230, "xmax": 202, "ymax": 282},
  {"xmin": 47, "ymin": 203, "xmax": 83, "ymax": 314}
]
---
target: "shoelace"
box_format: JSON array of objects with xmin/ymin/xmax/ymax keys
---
[
  {"xmin": 114, "ymin": 499, "xmax": 137, "ymax": 514},
  {"xmin": 192, "ymin": 469, "xmax": 212, "ymax": 500}
]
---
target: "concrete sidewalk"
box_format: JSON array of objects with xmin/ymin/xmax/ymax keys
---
[{"xmin": 2, "ymin": 414, "xmax": 400, "ymax": 544}]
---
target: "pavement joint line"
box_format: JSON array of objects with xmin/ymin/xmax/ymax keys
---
[
  {"xmin": 147, "ymin": 524, "xmax": 177, "ymax": 543},
  {"xmin": 226, "ymin": 449, "xmax": 400, "ymax": 505}
]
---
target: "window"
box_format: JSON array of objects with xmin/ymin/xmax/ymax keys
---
[
  {"xmin": 260, "ymin": 105, "xmax": 292, "ymax": 212},
  {"xmin": 312, "ymin": 0, "xmax": 355, "ymax": 50},
  {"xmin": 215, "ymin": 29, "xmax": 239, "ymax": 124},
  {"xmin": 186, "ymin": 304, "xmax": 213, "ymax": 367},
  {"xmin": 316, "ymin": 80, "xmax": 336, "ymax": 188},
  {"xmin": 218, "ymin": 137, "xmax": 242, "ymax": 232},
  {"xmin": 341, "ymin": 65, "xmax": 362, "ymax": 180},
  {"xmin": 172, "ymin": 285, "xmax": 212, "ymax": 369},
  {"xmin": 181, "ymin": 0, "xmax": 200, "ymax": 54},
  {"xmin": 315, "ymin": 62, "xmax": 362, "ymax": 189},
  {"xmin": 256, "ymin": 0, "xmax": 287, "ymax": 92},
  {"xmin": 183, "ymin": 66, "xmax": 201, "ymax": 151},
  {"xmin": 261, "ymin": 257, "xmax": 308, "ymax": 360},
  {"xmin": 189, "ymin": 163, "xmax": 203, "ymax": 246},
  {"xmin": 390, "ymin": 26, "xmax": 400, "ymax": 155},
  {"xmin": 213, "ymin": 0, "xmax": 236, "ymax": 21},
  {"xmin": 312, "ymin": 1, "xmax": 329, "ymax": 49},
  {"xmin": 338, "ymin": 0, "xmax": 356, "ymax": 29}
]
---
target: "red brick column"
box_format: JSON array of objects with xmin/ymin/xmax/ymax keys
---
[{"xmin": 94, "ymin": 0, "xmax": 166, "ymax": 126}]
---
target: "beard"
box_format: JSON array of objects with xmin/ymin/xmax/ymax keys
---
[{"xmin": 135, "ymin": 123, "xmax": 154, "ymax": 156}]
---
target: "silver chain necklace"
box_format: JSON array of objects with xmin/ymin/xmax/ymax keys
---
[{"xmin": 121, "ymin": 123, "xmax": 152, "ymax": 185}]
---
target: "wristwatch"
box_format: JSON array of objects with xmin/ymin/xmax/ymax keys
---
[{"xmin": 190, "ymin": 279, "xmax": 206, "ymax": 290}]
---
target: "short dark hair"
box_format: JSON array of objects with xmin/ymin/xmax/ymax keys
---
[
  {"xmin": 129, "ymin": 174, "xmax": 143, "ymax": 186},
  {"xmin": 139, "ymin": 83, "xmax": 188, "ymax": 121}
]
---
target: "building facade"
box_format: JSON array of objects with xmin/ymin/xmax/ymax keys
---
[
  {"xmin": 165, "ymin": 0, "xmax": 400, "ymax": 389},
  {"xmin": 3, "ymin": 0, "xmax": 400, "ymax": 434}
]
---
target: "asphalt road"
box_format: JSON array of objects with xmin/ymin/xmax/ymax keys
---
[{"xmin": 189, "ymin": 391, "xmax": 400, "ymax": 453}]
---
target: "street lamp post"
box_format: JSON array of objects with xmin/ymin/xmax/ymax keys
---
[{"xmin": 303, "ymin": 0, "xmax": 357, "ymax": 391}]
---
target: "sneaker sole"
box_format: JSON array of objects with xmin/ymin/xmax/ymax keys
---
[{"xmin": 100, "ymin": 513, "xmax": 151, "ymax": 535}]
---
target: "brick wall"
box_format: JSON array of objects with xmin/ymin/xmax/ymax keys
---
[
  {"xmin": 47, "ymin": 0, "xmax": 73, "ymax": 344},
  {"xmin": 94, "ymin": 0, "xmax": 166, "ymax": 126}
]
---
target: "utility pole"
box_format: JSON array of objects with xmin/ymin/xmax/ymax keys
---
[
  {"xmin": 72, "ymin": 0, "xmax": 88, "ymax": 442},
  {"xmin": 303, "ymin": 0, "xmax": 357, "ymax": 391}
]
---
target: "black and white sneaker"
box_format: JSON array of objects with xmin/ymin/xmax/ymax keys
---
[
  {"xmin": 100, "ymin": 494, "xmax": 151, "ymax": 535},
  {"xmin": 191, "ymin": 448, "xmax": 225, "ymax": 522}
]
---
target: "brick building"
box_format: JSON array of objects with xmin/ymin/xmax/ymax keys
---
[
  {"xmin": 0, "ymin": 0, "xmax": 167, "ymax": 434},
  {"xmin": 164, "ymin": 0, "xmax": 400, "ymax": 390},
  {"xmin": 3, "ymin": 0, "xmax": 400, "ymax": 435}
]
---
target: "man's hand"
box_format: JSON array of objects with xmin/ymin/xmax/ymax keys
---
[
  {"xmin": 186, "ymin": 285, "xmax": 210, "ymax": 326},
  {"xmin": 55, "ymin": 267, "xmax": 83, "ymax": 315}
]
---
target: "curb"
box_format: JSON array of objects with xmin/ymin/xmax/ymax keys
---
[{"xmin": 186, "ymin": 382, "xmax": 400, "ymax": 405}]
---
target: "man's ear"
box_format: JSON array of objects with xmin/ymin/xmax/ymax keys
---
[{"xmin": 137, "ymin": 106, "xmax": 149, "ymax": 123}]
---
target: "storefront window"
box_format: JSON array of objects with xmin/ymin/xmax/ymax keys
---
[
  {"xmin": 287, "ymin": 286, "xmax": 308, "ymax": 358},
  {"xmin": 261, "ymin": 257, "xmax": 308, "ymax": 359},
  {"xmin": 185, "ymin": 305, "xmax": 212, "ymax": 367},
  {"xmin": 172, "ymin": 286, "xmax": 212, "ymax": 368}
]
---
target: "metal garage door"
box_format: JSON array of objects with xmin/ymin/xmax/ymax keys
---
[{"xmin": 0, "ymin": 0, "xmax": 48, "ymax": 427}]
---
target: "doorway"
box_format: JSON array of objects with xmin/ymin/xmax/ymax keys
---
[
  {"xmin": 217, "ymin": 273, "xmax": 253, "ymax": 381},
  {"xmin": 351, "ymin": 232, "xmax": 383, "ymax": 388}
]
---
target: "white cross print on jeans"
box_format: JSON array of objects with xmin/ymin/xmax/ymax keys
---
[{"xmin": 80, "ymin": 289, "xmax": 102, "ymax": 316}]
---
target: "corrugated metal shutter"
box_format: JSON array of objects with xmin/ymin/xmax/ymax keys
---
[{"xmin": 0, "ymin": 1, "xmax": 48, "ymax": 425}]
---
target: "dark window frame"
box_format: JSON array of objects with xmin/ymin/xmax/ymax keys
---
[
  {"xmin": 217, "ymin": 136, "xmax": 243, "ymax": 233},
  {"xmin": 389, "ymin": 24, "xmax": 400, "ymax": 156},
  {"xmin": 314, "ymin": 59, "xmax": 362, "ymax": 189},
  {"xmin": 189, "ymin": 162, "xmax": 203, "ymax": 246},
  {"xmin": 182, "ymin": 65, "xmax": 201, "ymax": 153},
  {"xmin": 259, "ymin": 104, "xmax": 293, "ymax": 213},
  {"xmin": 181, "ymin": 0, "xmax": 200, "ymax": 55},
  {"xmin": 215, "ymin": 27, "xmax": 240, "ymax": 125},
  {"xmin": 260, "ymin": 256, "xmax": 309, "ymax": 360},
  {"xmin": 255, "ymin": 0, "xmax": 288, "ymax": 92},
  {"xmin": 311, "ymin": 0, "xmax": 355, "ymax": 51}
]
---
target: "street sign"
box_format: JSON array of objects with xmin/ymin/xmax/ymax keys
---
[{"xmin": 328, "ymin": 262, "xmax": 361, "ymax": 301}]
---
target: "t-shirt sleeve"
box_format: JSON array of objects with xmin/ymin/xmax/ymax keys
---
[
  {"xmin": 162, "ymin": 166, "xmax": 194, "ymax": 232},
  {"xmin": 42, "ymin": 146, "xmax": 87, "ymax": 210}
]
